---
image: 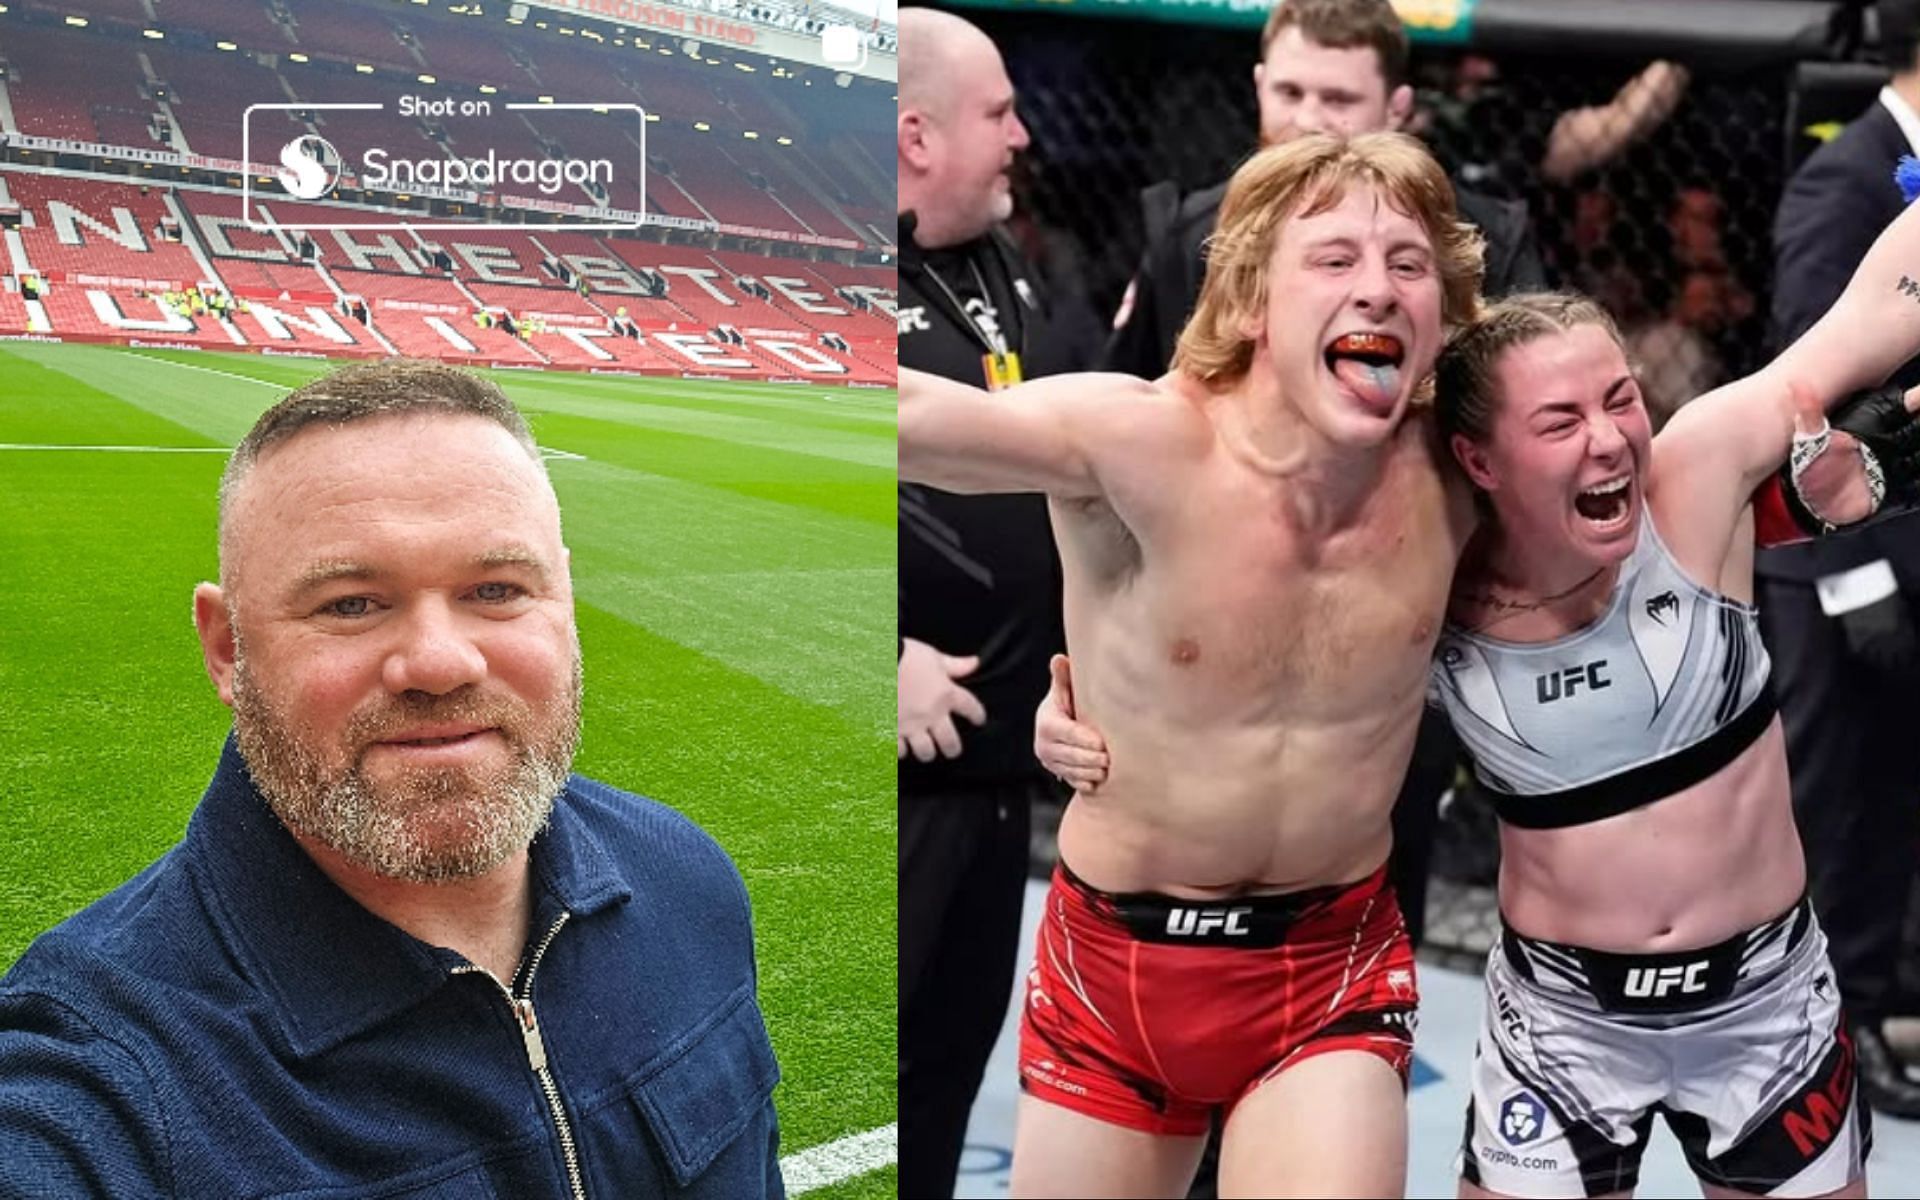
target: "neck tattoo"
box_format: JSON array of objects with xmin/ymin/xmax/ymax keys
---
[{"xmin": 1461, "ymin": 565, "xmax": 1608, "ymax": 632}]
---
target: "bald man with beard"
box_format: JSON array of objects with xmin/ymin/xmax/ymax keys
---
[
  {"xmin": 0, "ymin": 360, "xmax": 783, "ymax": 1199},
  {"xmin": 897, "ymin": 9, "xmax": 1098, "ymax": 1197}
]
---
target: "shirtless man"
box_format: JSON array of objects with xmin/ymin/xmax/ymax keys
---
[{"xmin": 899, "ymin": 130, "xmax": 1485, "ymax": 1198}]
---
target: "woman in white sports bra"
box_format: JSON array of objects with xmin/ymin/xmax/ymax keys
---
[
  {"xmin": 1035, "ymin": 209, "xmax": 1920, "ymax": 1197},
  {"xmin": 1425, "ymin": 292, "xmax": 1890, "ymax": 1200}
]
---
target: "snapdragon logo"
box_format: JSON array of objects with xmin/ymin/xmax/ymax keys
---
[
  {"xmin": 278, "ymin": 135, "xmax": 341, "ymax": 200},
  {"xmin": 361, "ymin": 148, "xmax": 609, "ymax": 196},
  {"xmin": 242, "ymin": 98, "xmax": 645, "ymax": 231}
]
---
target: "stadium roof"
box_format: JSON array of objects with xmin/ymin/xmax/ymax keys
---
[{"xmin": 814, "ymin": 0, "xmax": 900, "ymax": 21}]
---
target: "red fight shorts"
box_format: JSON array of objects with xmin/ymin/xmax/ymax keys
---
[{"xmin": 1017, "ymin": 858, "xmax": 1418, "ymax": 1136}]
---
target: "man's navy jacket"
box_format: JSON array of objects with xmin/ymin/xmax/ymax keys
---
[{"xmin": 0, "ymin": 738, "xmax": 783, "ymax": 1198}]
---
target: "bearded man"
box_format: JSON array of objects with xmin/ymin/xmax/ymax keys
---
[{"xmin": 0, "ymin": 359, "xmax": 783, "ymax": 1199}]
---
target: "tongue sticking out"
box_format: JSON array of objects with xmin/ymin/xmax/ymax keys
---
[{"xmin": 1332, "ymin": 358, "xmax": 1401, "ymax": 413}]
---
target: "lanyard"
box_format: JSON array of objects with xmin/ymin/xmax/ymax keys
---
[{"xmin": 920, "ymin": 254, "xmax": 1018, "ymax": 358}]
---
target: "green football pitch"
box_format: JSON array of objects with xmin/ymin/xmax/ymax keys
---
[{"xmin": 0, "ymin": 341, "xmax": 896, "ymax": 1197}]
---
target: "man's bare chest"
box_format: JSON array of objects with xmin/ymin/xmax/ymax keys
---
[{"xmin": 1145, "ymin": 513, "xmax": 1449, "ymax": 691}]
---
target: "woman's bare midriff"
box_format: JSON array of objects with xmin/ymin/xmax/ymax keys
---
[{"xmin": 1495, "ymin": 719, "xmax": 1806, "ymax": 951}]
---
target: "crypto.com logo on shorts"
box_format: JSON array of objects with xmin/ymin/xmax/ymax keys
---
[{"xmin": 242, "ymin": 96, "xmax": 646, "ymax": 231}]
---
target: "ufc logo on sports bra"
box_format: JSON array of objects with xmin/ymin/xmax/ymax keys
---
[
  {"xmin": 1166, "ymin": 907, "xmax": 1253, "ymax": 936},
  {"xmin": 1535, "ymin": 660, "xmax": 1611, "ymax": 704},
  {"xmin": 1623, "ymin": 961, "xmax": 1710, "ymax": 999}
]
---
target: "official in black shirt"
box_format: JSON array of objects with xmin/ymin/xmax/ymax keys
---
[{"xmin": 897, "ymin": 10, "xmax": 1094, "ymax": 1197}]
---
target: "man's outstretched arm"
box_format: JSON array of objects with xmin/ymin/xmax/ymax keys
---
[{"xmin": 898, "ymin": 367, "xmax": 1159, "ymax": 498}]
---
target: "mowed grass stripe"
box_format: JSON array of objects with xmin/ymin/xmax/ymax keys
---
[
  {"xmin": 537, "ymin": 410, "xmax": 891, "ymax": 526},
  {"xmin": 510, "ymin": 388, "xmax": 895, "ymax": 472},
  {"xmin": 121, "ymin": 346, "xmax": 341, "ymax": 391},
  {"xmin": 571, "ymin": 603, "xmax": 892, "ymax": 1153},
  {"xmin": 512, "ymin": 368, "xmax": 896, "ymax": 417},
  {"xmin": 116, "ymin": 344, "xmax": 898, "ymax": 427},
  {"xmin": 4, "ymin": 343, "xmax": 310, "ymax": 448},
  {"xmin": 510, "ymin": 379, "xmax": 898, "ymax": 438},
  {"xmin": 810, "ymin": 1164, "xmax": 895, "ymax": 1200},
  {"xmin": 555, "ymin": 459, "xmax": 890, "ymax": 730},
  {"xmin": 0, "ymin": 451, "xmax": 229, "ymax": 957},
  {"xmin": 0, "ymin": 347, "xmax": 227, "ymax": 448},
  {"xmin": 8, "ymin": 346, "xmax": 894, "ymax": 724},
  {"xmin": 16, "ymin": 347, "xmax": 895, "ymax": 512}
]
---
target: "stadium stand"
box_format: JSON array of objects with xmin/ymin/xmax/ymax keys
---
[
  {"xmin": 0, "ymin": 0, "xmax": 894, "ymax": 384},
  {"xmin": 217, "ymin": 257, "xmax": 336, "ymax": 304},
  {"xmin": 32, "ymin": 0, "xmax": 148, "ymax": 19},
  {"xmin": 89, "ymin": 104, "xmax": 160, "ymax": 150},
  {"xmin": 149, "ymin": 0, "xmax": 289, "ymax": 48},
  {"xmin": 35, "ymin": 284, "xmax": 237, "ymax": 346},
  {"xmin": 0, "ymin": 287, "xmax": 30, "ymax": 332},
  {"xmin": 7, "ymin": 173, "xmax": 207, "ymax": 284},
  {"xmin": 4, "ymin": 24, "xmax": 145, "ymax": 143},
  {"xmin": 230, "ymin": 296, "xmax": 383, "ymax": 355},
  {"xmin": 143, "ymin": 43, "xmax": 299, "ymax": 162},
  {"xmin": 281, "ymin": 0, "xmax": 419, "ymax": 72},
  {"xmin": 406, "ymin": 16, "xmax": 529, "ymax": 86},
  {"xmin": 648, "ymin": 127, "xmax": 799, "ymax": 229}
]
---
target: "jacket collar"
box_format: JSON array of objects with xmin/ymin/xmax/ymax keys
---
[
  {"xmin": 184, "ymin": 735, "xmax": 630, "ymax": 1060},
  {"xmin": 898, "ymin": 211, "xmax": 999, "ymax": 274},
  {"xmin": 1879, "ymin": 87, "xmax": 1920, "ymax": 159}
]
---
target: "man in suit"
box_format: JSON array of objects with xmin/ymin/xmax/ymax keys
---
[
  {"xmin": 1764, "ymin": 0, "xmax": 1920, "ymax": 1119},
  {"xmin": 1105, "ymin": 0, "xmax": 1546, "ymax": 383}
]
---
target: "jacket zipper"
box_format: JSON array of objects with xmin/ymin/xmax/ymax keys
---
[{"xmin": 455, "ymin": 911, "xmax": 585, "ymax": 1199}]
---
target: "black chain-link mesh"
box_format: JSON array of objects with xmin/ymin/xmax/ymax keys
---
[
  {"xmin": 988, "ymin": 13, "xmax": 1789, "ymax": 418},
  {"xmin": 982, "ymin": 10, "xmax": 1804, "ymax": 962}
]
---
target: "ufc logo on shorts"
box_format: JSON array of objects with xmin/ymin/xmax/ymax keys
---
[
  {"xmin": 1496, "ymin": 989, "xmax": 1526, "ymax": 1042},
  {"xmin": 1166, "ymin": 907, "xmax": 1252, "ymax": 936},
  {"xmin": 1623, "ymin": 961, "xmax": 1709, "ymax": 999}
]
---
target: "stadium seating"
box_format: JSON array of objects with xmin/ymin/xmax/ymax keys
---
[
  {"xmin": 329, "ymin": 267, "xmax": 543, "ymax": 364},
  {"xmin": 144, "ymin": 44, "xmax": 300, "ymax": 163},
  {"xmin": 7, "ymin": 174, "xmax": 207, "ymax": 285},
  {"xmin": 230, "ymin": 297, "xmax": 381, "ymax": 355},
  {"xmin": 647, "ymin": 126, "xmax": 799, "ymax": 231},
  {"xmin": 217, "ymin": 258, "xmax": 336, "ymax": 304},
  {"xmin": 523, "ymin": 33, "xmax": 652, "ymax": 105},
  {"xmin": 0, "ymin": 287, "xmax": 30, "ymax": 332},
  {"xmin": 463, "ymin": 283, "xmax": 681, "ymax": 371},
  {"xmin": 22, "ymin": 0, "xmax": 151, "ymax": 21},
  {"xmin": 150, "ymin": 0, "xmax": 290, "ymax": 48},
  {"xmin": 805, "ymin": 260, "xmax": 897, "ymax": 331},
  {"xmin": 405, "ymin": 12, "xmax": 531, "ymax": 86},
  {"xmin": 3, "ymin": 24, "xmax": 145, "ymax": 143},
  {"xmin": 35, "ymin": 284, "xmax": 237, "ymax": 346},
  {"xmin": 0, "ymin": 1, "xmax": 892, "ymax": 383},
  {"xmin": 90, "ymin": 106, "xmax": 162, "ymax": 150},
  {"xmin": 281, "ymin": 0, "xmax": 417, "ymax": 71}
]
